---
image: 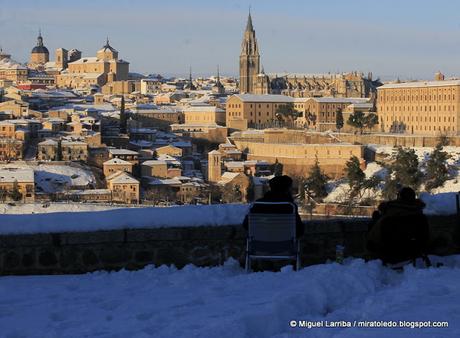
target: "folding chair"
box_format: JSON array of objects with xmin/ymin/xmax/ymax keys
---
[{"xmin": 245, "ymin": 202, "xmax": 301, "ymax": 272}]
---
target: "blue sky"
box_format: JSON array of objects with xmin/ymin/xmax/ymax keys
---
[{"xmin": 1, "ymin": 0, "xmax": 460, "ymax": 80}]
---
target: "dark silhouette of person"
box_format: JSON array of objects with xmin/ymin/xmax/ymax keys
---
[
  {"xmin": 367, "ymin": 187, "xmax": 430, "ymax": 265},
  {"xmin": 243, "ymin": 175, "xmax": 304, "ymax": 238}
]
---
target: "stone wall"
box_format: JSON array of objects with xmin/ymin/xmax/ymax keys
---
[{"xmin": 0, "ymin": 215, "xmax": 458, "ymax": 275}]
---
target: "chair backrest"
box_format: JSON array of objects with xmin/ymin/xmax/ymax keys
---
[{"xmin": 248, "ymin": 202, "xmax": 296, "ymax": 242}]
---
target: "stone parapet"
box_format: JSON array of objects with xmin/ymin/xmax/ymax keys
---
[{"xmin": 0, "ymin": 215, "xmax": 458, "ymax": 275}]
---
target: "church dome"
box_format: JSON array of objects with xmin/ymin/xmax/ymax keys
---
[
  {"xmin": 31, "ymin": 45, "xmax": 49, "ymax": 54},
  {"xmin": 31, "ymin": 30, "xmax": 49, "ymax": 55}
]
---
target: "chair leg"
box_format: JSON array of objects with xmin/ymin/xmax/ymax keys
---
[
  {"xmin": 245, "ymin": 256, "xmax": 251, "ymax": 272},
  {"xmin": 295, "ymin": 240, "xmax": 301, "ymax": 271},
  {"xmin": 245, "ymin": 238, "xmax": 251, "ymax": 272}
]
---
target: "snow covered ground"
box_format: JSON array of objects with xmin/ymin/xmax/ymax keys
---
[
  {"xmin": 0, "ymin": 257, "xmax": 459, "ymax": 338},
  {"xmin": 0, "ymin": 204, "xmax": 249, "ymax": 234},
  {"xmin": 0, "ymin": 202, "xmax": 126, "ymax": 215}
]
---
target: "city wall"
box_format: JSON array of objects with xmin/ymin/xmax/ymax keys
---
[
  {"xmin": 0, "ymin": 215, "xmax": 458, "ymax": 275},
  {"xmin": 231, "ymin": 129, "xmax": 460, "ymax": 147}
]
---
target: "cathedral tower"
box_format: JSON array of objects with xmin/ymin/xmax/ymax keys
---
[{"xmin": 239, "ymin": 11, "xmax": 260, "ymax": 94}]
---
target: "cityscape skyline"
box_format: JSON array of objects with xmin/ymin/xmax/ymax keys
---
[{"xmin": 2, "ymin": 0, "xmax": 460, "ymax": 79}]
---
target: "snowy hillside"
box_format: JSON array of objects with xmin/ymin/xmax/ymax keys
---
[
  {"xmin": 325, "ymin": 145, "xmax": 460, "ymax": 204},
  {"xmin": 0, "ymin": 257, "xmax": 459, "ymax": 338}
]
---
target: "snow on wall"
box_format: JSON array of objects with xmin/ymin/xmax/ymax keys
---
[
  {"xmin": 0, "ymin": 204, "xmax": 250, "ymax": 235},
  {"xmin": 420, "ymin": 192, "xmax": 458, "ymax": 216}
]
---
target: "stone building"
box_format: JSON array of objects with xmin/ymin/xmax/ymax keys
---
[
  {"xmin": 141, "ymin": 159, "xmax": 181, "ymax": 179},
  {"xmin": 0, "ymin": 138, "xmax": 24, "ymax": 161},
  {"xmin": 56, "ymin": 39, "xmax": 129, "ymax": 89},
  {"xmin": 61, "ymin": 140, "xmax": 88, "ymax": 161},
  {"xmin": 228, "ymin": 129, "xmax": 365, "ymax": 178},
  {"xmin": 106, "ymin": 171, "xmax": 139, "ymax": 204},
  {"xmin": 299, "ymin": 97, "xmax": 371, "ymax": 131},
  {"xmin": 103, "ymin": 158, "xmax": 133, "ymax": 177},
  {"xmin": 108, "ymin": 148, "xmax": 139, "ymax": 165},
  {"xmin": 226, "ymin": 94, "xmax": 302, "ymax": 130},
  {"xmin": 155, "ymin": 145, "xmax": 183, "ymax": 157},
  {"xmin": 0, "ymin": 167, "xmax": 34, "ymax": 203},
  {"xmin": 377, "ymin": 77, "xmax": 460, "ymax": 135},
  {"xmin": 37, "ymin": 139, "xmax": 59, "ymax": 161},
  {"xmin": 0, "ymin": 100, "xmax": 30, "ymax": 118},
  {"xmin": 131, "ymin": 107, "xmax": 183, "ymax": 129},
  {"xmin": 183, "ymin": 105, "xmax": 226, "ymax": 126},
  {"xmin": 0, "ymin": 50, "xmax": 28, "ymax": 83}
]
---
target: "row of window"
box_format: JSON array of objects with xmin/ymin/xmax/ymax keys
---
[
  {"xmin": 385, "ymin": 115, "xmax": 456, "ymax": 123},
  {"xmin": 382, "ymin": 105, "xmax": 456, "ymax": 112},
  {"xmin": 382, "ymin": 93, "xmax": 456, "ymax": 102}
]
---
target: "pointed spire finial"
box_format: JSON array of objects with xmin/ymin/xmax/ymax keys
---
[
  {"xmin": 37, "ymin": 28, "xmax": 44, "ymax": 46},
  {"xmin": 246, "ymin": 7, "xmax": 254, "ymax": 32},
  {"xmin": 217, "ymin": 65, "xmax": 220, "ymax": 81}
]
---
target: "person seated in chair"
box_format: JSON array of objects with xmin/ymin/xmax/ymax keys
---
[
  {"xmin": 367, "ymin": 187, "xmax": 430, "ymax": 265},
  {"xmin": 243, "ymin": 175, "xmax": 304, "ymax": 238}
]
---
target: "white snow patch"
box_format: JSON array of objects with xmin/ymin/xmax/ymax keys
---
[
  {"xmin": 0, "ymin": 257, "xmax": 459, "ymax": 337},
  {"xmin": 0, "ymin": 204, "xmax": 249, "ymax": 234}
]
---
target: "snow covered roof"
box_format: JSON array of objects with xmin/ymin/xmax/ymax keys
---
[
  {"xmin": 379, "ymin": 80, "xmax": 460, "ymax": 89},
  {"xmin": 225, "ymin": 161, "xmax": 244, "ymax": 168},
  {"xmin": 233, "ymin": 94, "xmax": 294, "ymax": 103},
  {"xmin": 0, "ymin": 168, "xmax": 34, "ymax": 183},
  {"xmin": 65, "ymin": 189, "xmax": 111, "ymax": 195},
  {"xmin": 61, "ymin": 140, "xmax": 87, "ymax": 146},
  {"xmin": 183, "ymin": 106, "xmax": 225, "ymax": 113},
  {"xmin": 38, "ymin": 139, "xmax": 58, "ymax": 146},
  {"xmin": 0, "ymin": 57, "xmax": 26, "ymax": 70},
  {"xmin": 218, "ymin": 172, "xmax": 241, "ymax": 184},
  {"xmin": 103, "ymin": 158, "xmax": 132, "ymax": 166},
  {"xmin": 109, "ymin": 148, "xmax": 139, "ymax": 156},
  {"xmin": 308, "ymin": 97, "xmax": 369, "ymax": 104},
  {"xmin": 106, "ymin": 171, "xmax": 139, "ymax": 184},
  {"xmin": 142, "ymin": 160, "xmax": 167, "ymax": 166}
]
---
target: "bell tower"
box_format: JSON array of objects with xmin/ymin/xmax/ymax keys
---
[{"xmin": 239, "ymin": 10, "xmax": 260, "ymax": 94}]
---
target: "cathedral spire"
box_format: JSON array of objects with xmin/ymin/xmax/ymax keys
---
[
  {"xmin": 240, "ymin": 9, "xmax": 260, "ymax": 94},
  {"xmin": 246, "ymin": 8, "xmax": 254, "ymax": 32}
]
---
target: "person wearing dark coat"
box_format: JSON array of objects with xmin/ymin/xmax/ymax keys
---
[
  {"xmin": 243, "ymin": 175, "xmax": 304, "ymax": 238},
  {"xmin": 367, "ymin": 187, "xmax": 431, "ymax": 265}
]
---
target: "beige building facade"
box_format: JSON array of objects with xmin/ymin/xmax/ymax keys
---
[
  {"xmin": 183, "ymin": 106, "xmax": 226, "ymax": 125},
  {"xmin": 232, "ymin": 139, "xmax": 364, "ymax": 178},
  {"xmin": 106, "ymin": 171, "xmax": 139, "ymax": 204},
  {"xmin": 0, "ymin": 167, "xmax": 34, "ymax": 203},
  {"xmin": 377, "ymin": 79, "xmax": 460, "ymax": 135}
]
